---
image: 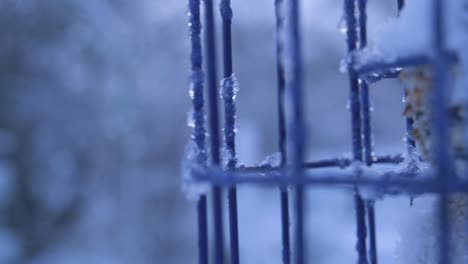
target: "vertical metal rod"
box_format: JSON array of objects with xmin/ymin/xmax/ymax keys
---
[
  {"xmin": 204, "ymin": 0, "xmax": 225, "ymax": 263},
  {"xmin": 357, "ymin": 0, "xmax": 367, "ymax": 50},
  {"xmin": 397, "ymin": 0, "xmax": 405, "ymax": 12},
  {"xmin": 188, "ymin": 1, "xmax": 209, "ymax": 263},
  {"xmin": 432, "ymin": 0, "xmax": 451, "ymax": 263},
  {"xmin": 361, "ymin": 81, "xmax": 378, "ymax": 264},
  {"xmin": 360, "ymin": 82, "xmax": 372, "ymax": 166},
  {"xmin": 344, "ymin": 0, "xmax": 368, "ymax": 263},
  {"xmin": 357, "ymin": 1, "xmax": 377, "ymax": 263},
  {"xmin": 280, "ymin": 0, "xmax": 306, "ymax": 263},
  {"xmin": 197, "ymin": 196, "xmax": 209, "ymax": 264},
  {"xmin": 275, "ymin": 0, "xmax": 291, "ymax": 263},
  {"xmin": 280, "ymin": 191, "xmax": 291, "ymax": 263},
  {"xmin": 366, "ymin": 201, "xmax": 377, "ymax": 264},
  {"xmin": 219, "ymin": 1, "xmax": 240, "ymax": 263}
]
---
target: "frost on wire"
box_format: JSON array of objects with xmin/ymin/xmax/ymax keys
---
[
  {"xmin": 220, "ymin": 74, "xmax": 239, "ymax": 169},
  {"xmin": 182, "ymin": 0, "xmax": 209, "ymax": 201}
]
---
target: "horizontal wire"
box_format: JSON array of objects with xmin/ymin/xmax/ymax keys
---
[
  {"xmin": 239, "ymin": 154, "xmax": 403, "ymax": 173},
  {"xmin": 191, "ymin": 168, "xmax": 468, "ymax": 196}
]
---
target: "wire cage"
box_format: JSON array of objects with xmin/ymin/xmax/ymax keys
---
[{"xmin": 185, "ymin": 0, "xmax": 464, "ymax": 263}]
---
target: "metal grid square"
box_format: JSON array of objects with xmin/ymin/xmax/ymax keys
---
[{"xmin": 186, "ymin": 0, "xmax": 461, "ymax": 263}]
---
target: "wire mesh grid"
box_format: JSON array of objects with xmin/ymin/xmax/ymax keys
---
[{"xmin": 186, "ymin": 0, "xmax": 463, "ymax": 263}]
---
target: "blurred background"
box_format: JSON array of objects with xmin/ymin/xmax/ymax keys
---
[{"xmin": 0, "ymin": 0, "xmax": 428, "ymax": 263}]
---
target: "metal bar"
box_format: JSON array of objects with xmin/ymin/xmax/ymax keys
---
[
  {"xmin": 397, "ymin": 0, "xmax": 405, "ymax": 13},
  {"xmin": 306, "ymin": 159, "xmax": 350, "ymax": 169},
  {"xmin": 357, "ymin": 0, "xmax": 367, "ymax": 50},
  {"xmin": 355, "ymin": 52, "xmax": 457, "ymax": 77},
  {"xmin": 219, "ymin": 1, "xmax": 240, "ymax": 263},
  {"xmin": 345, "ymin": 2, "xmax": 363, "ymax": 160},
  {"xmin": 203, "ymin": 0, "xmax": 225, "ymax": 263},
  {"xmin": 373, "ymin": 154, "xmax": 404, "ymax": 164},
  {"xmin": 191, "ymin": 167, "xmax": 468, "ymax": 194},
  {"xmin": 280, "ymin": 0, "xmax": 306, "ymax": 263},
  {"xmin": 307, "ymin": 155, "xmax": 403, "ymax": 169},
  {"xmin": 366, "ymin": 200, "xmax": 377, "ymax": 264},
  {"xmin": 344, "ymin": 0, "xmax": 368, "ymax": 262},
  {"xmin": 191, "ymin": 172, "xmax": 468, "ymax": 204},
  {"xmin": 188, "ymin": 0, "xmax": 209, "ymax": 263},
  {"xmin": 275, "ymin": 0, "xmax": 291, "ymax": 263},
  {"xmin": 239, "ymin": 154, "xmax": 403, "ymax": 173},
  {"xmin": 357, "ymin": 1, "xmax": 378, "ymax": 262},
  {"xmin": 432, "ymin": 0, "xmax": 451, "ymax": 263},
  {"xmin": 197, "ymin": 195, "xmax": 209, "ymax": 264},
  {"xmin": 362, "ymin": 69, "xmax": 401, "ymax": 84},
  {"xmin": 356, "ymin": 55, "xmax": 430, "ymax": 75},
  {"xmin": 280, "ymin": 191, "xmax": 291, "ymax": 263},
  {"xmin": 239, "ymin": 154, "xmax": 402, "ymax": 174},
  {"xmin": 220, "ymin": 0, "xmax": 234, "ymax": 78}
]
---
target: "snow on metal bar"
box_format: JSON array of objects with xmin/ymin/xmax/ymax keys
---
[
  {"xmin": 183, "ymin": 0, "xmax": 468, "ymax": 262},
  {"xmin": 190, "ymin": 166, "xmax": 468, "ymax": 198},
  {"xmin": 344, "ymin": 0, "xmax": 368, "ymax": 262},
  {"xmin": 189, "ymin": 164, "xmax": 468, "ymax": 195},
  {"xmin": 351, "ymin": 51, "xmax": 458, "ymax": 80},
  {"xmin": 354, "ymin": 54, "xmax": 429, "ymax": 76},
  {"xmin": 240, "ymin": 154, "xmax": 403, "ymax": 173},
  {"xmin": 358, "ymin": 3, "xmax": 373, "ymax": 167},
  {"xmin": 219, "ymin": 0, "xmax": 240, "ymax": 263},
  {"xmin": 220, "ymin": 75, "xmax": 239, "ymax": 169},
  {"xmin": 362, "ymin": 69, "xmax": 401, "ymax": 84},
  {"xmin": 187, "ymin": 1, "xmax": 208, "ymax": 263},
  {"xmin": 185, "ymin": 0, "xmax": 209, "ymax": 200},
  {"xmin": 357, "ymin": 1, "xmax": 378, "ymax": 263}
]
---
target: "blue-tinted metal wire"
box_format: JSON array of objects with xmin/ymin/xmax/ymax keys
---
[
  {"xmin": 366, "ymin": 201, "xmax": 377, "ymax": 264},
  {"xmin": 433, "ymin": 0, "xmax": 451, "ymax": 263},
  {"xmin": 219, "ymin": 1, "xmax": 240, "ymax": 263},
  {"xmin": 275, "ymin": 0, "xmax": 291, "ymax": 263},
  {"xmin": 188, "ymin": 1, "xmax": 209, "ymax": 263},
  {"xmin": 397, "ymin": 0, "xmax": 405, "ymax": 13},
  {"xmin": 362, "ymin": 72, "xmax": 378, "ymax": 264},
  {"xmin": 280, "ymin": 0, "xmax": 306, "ymax": 263},
  {"xmin": 188, "ymin": 0, "xmax": 207, "ymax": 174},
  {"xmin": 203, "ymin": 0, "xmax": 224, "ymax": 263},
  {"xmin": 363, "ymin": 70, "xmax": 401, "ymax": 84},
  {"xmin": 360, "ymin": 83, "xmax": 373, "ymax": 168},
  {"xmin": 356, "ymin": 55, "xmax": 430, "ymax": 75},
  {"xmin": 275, "ymin": 1, "xmax": 287, "ymax": 167},
  {"xmin": 357, "ymin": 1, "xmax": 377, "ymax": 263},
  {"xmin": 283, "ymin": 2, "xmax": 305, "ymax": 167},
  {"xmin": 220, "ymin": 0, "xmax": 234, "ymax": 78},
  {"xmin": 280, "ymin": 191, "xmax": 291, "ymax": 264},
  {"xmin": 239, "ymin": 154, "xmax": 403, "ymax": 173},
  {"xmin": 197, "ymin": 196, "xmax": 209, "ymax": 264},
  {"xmin": 345, "ymin": 0, "xmax": 363, "ymax": 163},
  {"xmin": 357, "ymin": 0, "xmax": 367, "ymax": 49},
  {"xmin": 193, "ymin": 168, "xmax": 468, "ymax": 194},
  {"xmin": 354, "ymin": 193, "xmax": 368, "ymax": 264},
  {"xmin": 345, "ymin": 1, "xmax": 368, "ymax": 263},
  {"xmin": 373, "ymin": 154, "xmax": 404, "ymax": 164}
]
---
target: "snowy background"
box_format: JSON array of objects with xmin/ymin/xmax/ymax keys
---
[{"xmin": 0, "ymin": 0, "xmax": 445, "ymax": 263}]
